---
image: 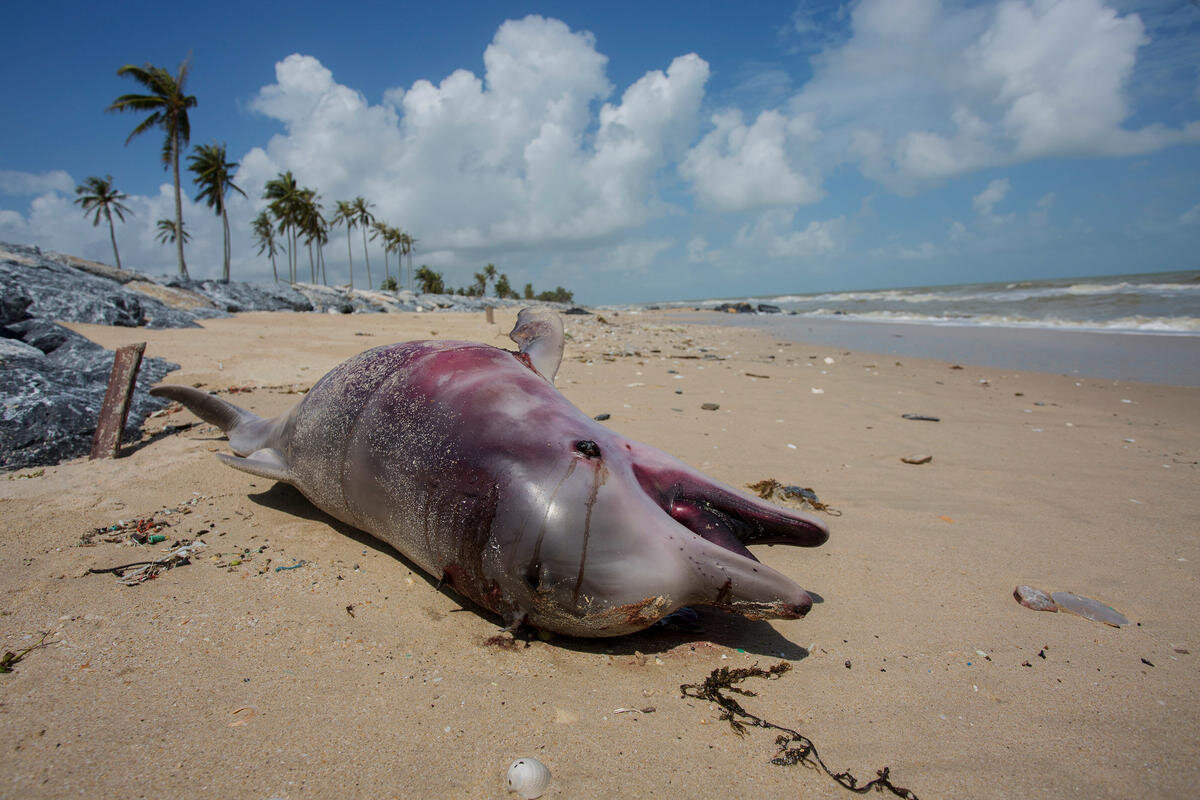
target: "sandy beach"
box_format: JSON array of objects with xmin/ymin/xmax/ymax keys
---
[{"xmin": 1, "ymin": 308, "xmax": 1197, "ymax": 799}]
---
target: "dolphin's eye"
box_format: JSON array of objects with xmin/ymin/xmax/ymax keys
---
[{"xmin": 574, "ymin": 440, "xmax": 601, "ymax": 458}]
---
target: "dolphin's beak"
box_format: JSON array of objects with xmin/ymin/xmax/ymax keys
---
[{"xmin": 631, "ymin": 457, "xmax": 828, "ymax": 619}]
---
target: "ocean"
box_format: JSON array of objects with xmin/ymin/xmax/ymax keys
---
[
  {"xmin": 672, "ymin": 270, "xmax": 1200, "ymax": 335},
  {"xmin": 651, "ymin": 270, "xmax": 1200, "ymax": 385}
]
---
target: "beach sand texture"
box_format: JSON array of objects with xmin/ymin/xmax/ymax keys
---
[{"xmin": 2, "ymin": 310, "xmax": 1197, "ymax": 799}]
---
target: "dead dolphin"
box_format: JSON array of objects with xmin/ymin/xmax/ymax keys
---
[{"xmin": 151, "ymin": 308, "xmax": 828, "ymax": 637}]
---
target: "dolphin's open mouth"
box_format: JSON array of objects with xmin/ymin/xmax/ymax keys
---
[
  {"xmin": 628, "ymin": 460, "xmax": 827, "ymax": 620},
  {"xmin": 633, "ymin": 462, "xmax": 829, "ymax": 558}
]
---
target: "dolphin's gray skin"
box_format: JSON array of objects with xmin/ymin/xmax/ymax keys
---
[{"xmin": 151, "ymin": 308, "xmax": 828, "ymax": 637}]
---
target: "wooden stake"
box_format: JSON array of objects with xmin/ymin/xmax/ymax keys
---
[
  {"xmin": 485, "ymin": 305, "xmax": 494, "ymax": 324},
  {"xmin": 90, "ymin": 342, "xmax": 146, "ymax": 460}
]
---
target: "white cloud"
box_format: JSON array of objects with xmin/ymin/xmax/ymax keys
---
[
  {"xmin": 240, "ymin": 16, "xmax": 709, "ymax": 264},
  {"xmin": 787, "ymin": 0, "xmax": 1200, "ymax": 190},
  {"xmin": 0, "ymin": 169, "xmax": 74, "ymax": 196},
  {"xmin": 680, "ymin": 109, "xmax": 822, "ymax": 212},
  {"xmin": 1181, "ymin": 202, "xmax": 1200, "ymax": 226},
  {"xmin": 972, "ymin": 178, "xmax": 1011, "ymax": 216},
  {"xmin": 735, "ymin": 209, "xmax": 844, "ymax": 260}
]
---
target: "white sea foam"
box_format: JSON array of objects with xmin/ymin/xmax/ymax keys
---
[{"xmin": 795, "ymin": 309, "xmax": 1200, "ymax": 334}]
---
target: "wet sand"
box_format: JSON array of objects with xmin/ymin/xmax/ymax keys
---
[
  {"xmin": 1, "ymin": 309, "xmax": 1197, "ymax": 799},
  {"xmin": 683, "ymin": 312, "xmax": 1200, "ymax": 386}
]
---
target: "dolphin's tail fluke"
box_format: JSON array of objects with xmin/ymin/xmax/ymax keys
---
[{"xmin": 149, "ymin": 384, "xmax": 277, "ymax": 458}]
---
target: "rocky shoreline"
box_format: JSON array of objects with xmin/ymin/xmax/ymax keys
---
[{"xmin": 0, "ymin": 242, "xmax": 570, "ymax": 470}]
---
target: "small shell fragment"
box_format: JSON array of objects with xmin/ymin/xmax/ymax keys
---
[
  {"xmin": 1014, "ymin": 585, "xmax": 1057, "ymax": 612},
  {"xmin": 506, "ymin": 757, "xmax": 550, "ymax": 799}
]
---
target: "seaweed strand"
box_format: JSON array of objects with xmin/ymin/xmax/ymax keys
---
[{"xmin": 681, "ymin": 663, "xmax": 919, "ymax": 799}]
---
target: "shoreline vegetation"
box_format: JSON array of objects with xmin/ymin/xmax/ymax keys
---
[{"xmin": 82, "ymin": 56, "xmax": 577, "ymax": 303}]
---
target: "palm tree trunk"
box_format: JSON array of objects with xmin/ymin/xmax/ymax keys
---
[
  {"xmin": 345, "ymin": 225, "xmax": 354, "ymax": 288},
  {"xmin": 171, "ymin": 133, "xmax": 188, "ymax": 279},
  {"xmin": 320, "ymin": 243, "xmax": 327, "ymax": 285},
  {"xmin": 271, "ymin": 252, "xmax": 278, "ymax": 283},
  {"xmin": 308, "ymin": 242, "xmax": 315, "ymax": 283},
  {"xmin": 106, "ymin": 211, "xmax": 122, "ymax": 270},
  {"xmin": 361, "ymin": 228, "xmax": 372, "ymax": 289},
  {"xmin": 221, "ymin": 207, "xmax": 231, "ymax": 282}
]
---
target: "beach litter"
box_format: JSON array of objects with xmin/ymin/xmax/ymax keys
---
[
  {"xmin": 88, "ymin": 541, "xmax": 207, "ymax": 586},
  {"xmin": 681, "ymin": 663, "xmax": 919, "ymax": 799},
  {"xmin": 1013, "ymin": 585, "xmax": 1128, "ymax": 626}
]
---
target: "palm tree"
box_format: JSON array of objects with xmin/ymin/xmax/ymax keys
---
[
  {"xmin": 350, "ymin": 197, "xmax": 375, "ymax": 289},
  {"xmin": 188, "ymin": 142, "xmax": 245, "ymax": 282},
  {"xmin": 483, "ymin": 263, "xmax": 498, "ymax": 296},
  {"xmin": 73, "ymin": 175, "xmax": 132, "ymax": 270},
  {"xmin": 370, "ymin": 220, "xmax": 392, "ymax": 285},
  {"xmin": 251, "ymin": 210, "xmax": 279, "ymax": 283},
  {"xmin": 297, "ymin": 188, "xmax": 324, "ymax": 283},
  {"xmin": 387, "ymin": 226, "xmax": 404, "ymax": 289},
  {"xmin": 401, "ymin": 232, "xmax": 416, "ymax": 291},
  {"xmin": 108, "ymin": 57, "xmax": 198, "ymax": 279},
  {"xmin": 155, "ymin": 217, "xmax": 191, "ymax": 246},
  {"xmin": 414, "ymin": 265, "xmax": 445, "ymax": 294},
  {"xmin": 332, "ymin": 200, "xmax": 357, "ymax": 288},
  {"xmin": 263, "ymin": 172, "xmax": 302, "ymax": 283}
]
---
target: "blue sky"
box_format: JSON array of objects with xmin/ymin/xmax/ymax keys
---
[{"xmin": 2, "ymin": 0, "xmax": 1198, "ymax": 303}]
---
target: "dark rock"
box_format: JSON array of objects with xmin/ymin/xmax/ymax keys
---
[
  {"xmin": 174, "ymin": 278, "xmax": 314, "ymax": 313},
  {"xmin": 0, "ymin": 318, "xmax": 177, "ymax": 470},
  {"xmin": 713, "ymin": 302, "xmax": 755, "ymax": 314},
  {"xmin": 0, "ymin": 242, "xmax": 199, "ymax": 329},
  {"xmin": 756, "ymin": 303, "xmax": 783, "ymax": 314},
  {"xmin": 563, "ymin": 307, "xmax": 592, "ymax": 315},
  {"xmin": 1, "ymin": 283, "xmax": 32, "ymax": 324}
]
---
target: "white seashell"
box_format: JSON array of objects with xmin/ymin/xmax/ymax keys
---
[{"xmin": 506, "ymin": 757, "xmax": 550, "ymax": 799}]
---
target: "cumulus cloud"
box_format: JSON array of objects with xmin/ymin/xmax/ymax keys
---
[
  {"xmin": 788, "ymin": 0, "xmax": 1200, "ymax": 190},
  {"xmin": 680, "ymin": 109, "xmax": 822, "ymax": 211},
  {"xmin": 0, "ymin": 169, "xmax": 74, "ymax": 197},
  {"xmin": 240, "ymin": 15, "xmax": 708, "ymax": 262}
]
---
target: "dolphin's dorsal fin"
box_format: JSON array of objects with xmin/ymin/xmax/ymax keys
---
[{"xmin": 509, "ymin": 307, "xmax": 564, "ymax": 383}]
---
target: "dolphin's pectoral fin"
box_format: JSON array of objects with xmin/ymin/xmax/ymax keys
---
[
  {"xmin": 216, "ymin": 448, "xmax": 291, "ymax": 483},
  {"xmin": 508, "ymin": 307, "xmax": 564, "ymax": 383}
]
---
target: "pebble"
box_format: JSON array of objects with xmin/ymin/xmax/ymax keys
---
[
  {"xmin": 901, "ymin": 454, "xmax": 933, "ymax": 465},
  {"xmin": 700, "ymin": 402, "xmax": 720, "ymax": 411}
]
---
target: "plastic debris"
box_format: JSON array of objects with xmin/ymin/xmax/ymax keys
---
[{"xmin": 89, "ymin": 541, "xmax": 207, "ymax": 585}]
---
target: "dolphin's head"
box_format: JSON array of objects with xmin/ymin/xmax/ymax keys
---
[{"xmin": 488, "ymin": 422, "xmax": 829, "ymax": 637}]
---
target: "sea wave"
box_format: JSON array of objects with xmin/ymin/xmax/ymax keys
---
[{"xmin": 797, "ymin": 309, "xmax": 1200, "ymax": 334}]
